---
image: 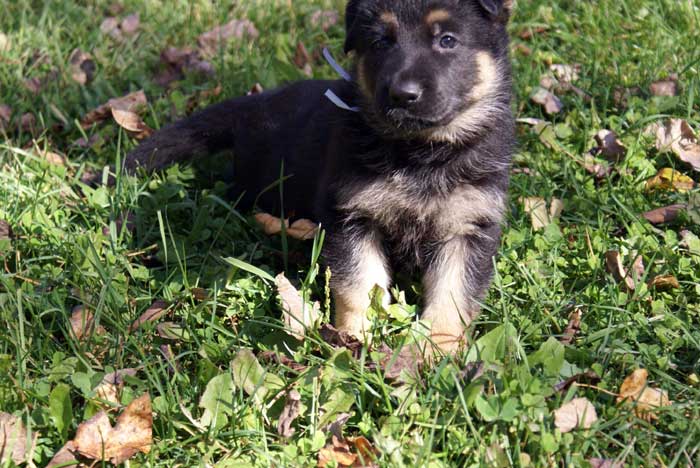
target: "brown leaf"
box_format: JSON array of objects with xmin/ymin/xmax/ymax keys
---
[
  {"xmin": 553, "ymin": 397, "xmax": 598, "ymax": 433},
  {"xmin": 39, "ymin": 149, "xmax": 67, "ymax": 166},
  {"xmin": 645, "ymin": 168, "xmax": 695, "ymax": 192},
  {"xmin": 45, "ymin": 441, "xmax": 79, "ymax": 468},
  {"xmin": 0, "ymin": 104, "xmax": 11, "ymax": 132},
  {"xmin": 198, "ymin": 19, "xmax": 259, "ymax": 57},
  {"xmin": 375, "ymin": 343, "xmax": 423, "ymax": 380},
  {"xmin": 605, "ymin": 251, "xmax": 644, "ymax": 291},
  {"xmin": 310, "ymin": 10, "xmax": 340, "ymax": 31},
  {"xmin": 69, "ymin": 49, "xmax": 96, "ymax": 85},
  {"xmin": 650, "ymin": 79, "xmax": 678, "ymax": 97},
  {"xmin": 73, "ymin": 393, "xmax": 152, "ymax": 464},
  {"xmin": 0, "ymin": 219, "xmax": 12, "ymax": 241},
  {"xmin": 531, "ymin": 87, "xmax": 563, "ymax": 115},
  {"xmin": 130, "ymin": 300, "xmax": 169, "ymax": 331},
  {"xmin": 319, "ymin": 324, "xmax": 363, "ymax": 359},
  {"xmin": 70, "ymin": 305, "xmax": 106, "ymax": 340},
  {"xmin": 81, "ymin": 89, "xmax": 148, "ymax": 128},
  {"xmin": 550, "ymin": 63, "xmax": 580, "ymax": 84},
  {"xmin": 156, "ymin": 46, "xmax": 214, "ymax": 87},
  {"xmin": 294, "ymin": 41, "xmax": 313, "ymax": 77},
  {"xmin": 588, "ymin": 458, "xmax": 624, "ymax": 468},
  {"xmin": 514, "ymin": 43, "xmax": 532, "ymax": 56},
  {"xmin": 275, "ymin": 273, "xmax": 321, "ymax": 340},
  {"xmin": 120, "ymin": 13, "xmax": 140, "ymax": 35},
  {"xmin": 288, "ymin": 219, "xmax": 319, "ymax": 240},
  {"xmin": 111, "ymin": 107, "xmax": 153, "ymax": 138},
  {"xmin": 617, "ymin": 368, "xmax": 671, "ymax": 421},
  {"xmin": 19, "ymin": 112, "xmax": 36, "ymax": 133},
  {"xmin": 560, "ymin": 307, "xmax": 582, "ymax": 345},
  {"xmin": 100, "ymin": 17, "xmax": 123, "ymax": 40},
  {"xmin": 349, "ymin": 436, "xmax": 379, "ymax": 466},
  {"xmin": 648, "ymin": 274, "xmax": 680, "ymax": 290},
  {"xmin": 255, "ymin": 212, "xmax": 288, "ymax": 235},
  {"xmin": 95, "ymin": 368, "xmax": 138, "ymax": 406},
  {"xmin": 642, "ymin": 204, "xmax": 685, "ymax": 225},
  {"xmin": 518, "ymin": 25, "xmax": 549, "ymax": 40},
  {"xmin": 191, "ymin": 287, "xmax": 208, "ymax": 301},
  {"xmin": 277, "ymin": 389, "xmax": 302, "ymax": 438},
  {"xmin": 0, "ymin": 413, "xmax": 34, "ymax": 465},
  {"xmin": 583, "ymin": 153, "xmax": 613, "ymax": 179},
  {"xmin": 650, "ymin": 119, "xmax": 700, "ymax": 171},
  {"xmin": 318, "ymin": 436, "xmax": 357, "ymax": 468},
  {"xmin": 594, "ymin": 130, "xmax": 626, "ymax": 161}
]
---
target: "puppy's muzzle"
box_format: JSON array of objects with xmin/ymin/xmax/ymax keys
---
[{"xmin": 389, "ymin": 79, "xmax": 424, "ymax": 108}]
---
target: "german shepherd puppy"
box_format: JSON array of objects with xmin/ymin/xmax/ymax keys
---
[{"xmin": 125, "ymin": 0, "xmax": 515, "ymax": 355}]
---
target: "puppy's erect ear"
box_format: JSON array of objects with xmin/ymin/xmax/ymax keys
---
[
  {"xmin": 344, "ymin": 0, "xmax": 362, "ymax": 53},
  {"xmin": 477, "ymin": 0, "xmax": 514, "ymax": 19}
]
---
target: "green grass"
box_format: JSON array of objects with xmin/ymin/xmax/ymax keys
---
[{"xmin": 1, "ymin": 0, "xmax": 699, "ymax": 466}]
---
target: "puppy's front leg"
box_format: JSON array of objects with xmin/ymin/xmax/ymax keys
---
[
  {"xmin": 326, "ymin": 223, "xmax": 391, "ymax": 340},
  {"xmin": 421, "ymin": 226, "xmax": 500, "ymax": 355}
]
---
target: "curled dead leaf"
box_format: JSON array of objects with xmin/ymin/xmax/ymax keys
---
[
  {"xmin": 73, "ymin": 393, "xmax": 152, "ymax": 464},
  {"xmin": 45, "ymin": 441, "xmax": 78, "ymax": 468},
  {"xmin": 553, "ymin": 397, "xmax": 598, "ymax": 433},
  {"xmin": 594, "ymin": 130, "xmax": 626, "ymax": 161},
  {"xmin": 0, "ymin": 413, "xmax": 35, "ymax": 465},
  {"xmin": 650, "ymin": 78, "xmax": 678, "ymax": 97},
  {"xmin": 648, "ymin": 274, "xmax": 680, "ymax": 291},
  {"xmin": 69, "ymin": 49, "xmax": 96, "ymax": 85},
  {"xmin": 111, "ymin": 107, "xmax": 153, "ymax": 138},
  {"xmin": 294, "ymin": 41, "xmax": 313, "ymax": 77},
  {"xmin": 645, "ymin": 168, "xmax": 694, "ymax": 192},
  {"xmin": 120, "ymin": 13, "xmax": 140, "ymax": 35},
  {"xmin": 560, "ymin": 307, "xmax": 582, "ymax": 345},
  {"xmin": 277, "ymin": 389, "xmax": 302, "ymax": 438},
  {"xmin": 375, "ymin": 343, "xmax": 423, "ymax": 381},
  {"xmin": 649, "ymin": 119, "xmax": 700, "ymax": 171},
  {"xmin": 605, "ymin": 251, "xmax": 644, "ymax": 291},
  {"xmin": 642, "ymin": 204, "xmax": 685, "ymax": 225},
  {"xmin": 275, "ymin": 273, "xmax": 321, "ymax": 340},
  {"xmin": 318, "ymin": 435, "xmax": 378, "ymax": 468},
  {"xmin": 319, "ymin": 324, "xmax": 363, "ymax": 359},
  {"xmin": 617, "ymin": 369, "xmax": 671, "ymax": 421},
  {"xmin": 156, "ymin": 46, "xmax": 214, "ymax": 87},
  {"xmin": 70, "ymin": 305, "xmax": 106, "ymax": 340},
  {"xmin": 530, "ymin": 87, "xmax": 563, "ymax": 115},
  {"xmin": 130, "ymin": 300, "xmax": 169, "ymax": 331},
  {"xmin": 81, "ymin": 89, "xmax": 148, "ymax": 128},
  {"xmin": 198, "ymin": 19, "xmax": 259, "ymax": 57}
]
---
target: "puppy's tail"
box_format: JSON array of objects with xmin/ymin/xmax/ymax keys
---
[{"xmin": 123, "ymin": 99, "xmax": 238, "ymax": 173}]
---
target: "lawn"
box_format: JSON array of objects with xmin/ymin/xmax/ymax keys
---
[{"xmin": 1, "ymin": 0, "xmax": 699, "ymax": 466}]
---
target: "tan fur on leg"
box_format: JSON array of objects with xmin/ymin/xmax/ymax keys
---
[{"xmin": 333, "ymin": 232, "xmax": 391, "ymax": 341}]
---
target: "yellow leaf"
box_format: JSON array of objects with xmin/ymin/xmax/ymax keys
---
[{"xmin": 645, "ymin": 168, "xmax": 694, "ymax": 192}]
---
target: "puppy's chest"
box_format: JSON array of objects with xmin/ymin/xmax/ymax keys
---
[{"xmin": 337, "ymin": 175, "xmax": 505, "ymax": 240}]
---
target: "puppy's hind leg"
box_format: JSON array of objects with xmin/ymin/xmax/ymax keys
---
[
  {"xmin": 325, "ymin": 223, "xmax": 392, "ymax": 341},
  {"xmin": 421, "ymin": 226, "xmax": 500, "ymax": 356}
]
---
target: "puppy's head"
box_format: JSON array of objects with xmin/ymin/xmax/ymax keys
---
[{"xmin": 344, "ymin": 0, "xmax": 513, "ymax": 143}]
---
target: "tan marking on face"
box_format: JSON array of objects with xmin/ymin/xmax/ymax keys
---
[
  {"xmin": 424, "ymin": 51, "xmax": 508, "ymax": 144},
  {"xmin": 379, "ymin": 11, "xmax": 399, "ymax": 30},
  {"xmin": 425, "ymin": 9, "xmax": 451, "ymax": 26},
  {"xmin": 356, "ymin": 55, "xmax": 372, "ymax": 98},
  {"xmin": 333, "ymin": 233, "xmax": 391, "ymax": 340}
]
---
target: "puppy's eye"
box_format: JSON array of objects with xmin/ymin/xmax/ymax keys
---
[
  {"xmin": 372, "ymin": 37, "xmax": 393, "ymax": 50},
  {"xmin": 439, "ymin": 35, "xmax": 458, "ymax": 49}
]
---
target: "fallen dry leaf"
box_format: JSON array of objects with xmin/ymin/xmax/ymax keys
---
[
  {"xmin": 294, "ymin": 41, "xmax": 313, "ymax": 77},
  {"xmin": 550, "ymin": 63, "xmax": 580, "ymax": 84},
  {"xmin": 112, "ymin": 107, "xmax": 153, "ymax": 138},
  {"xmin": 375, "ymin": 343, "xmax": 423, "ymax": 380},
  {"xmin": 130, "ymin": 299, "xmax": 169, "ymax": 331},
  {"xmin": 518, "ymin": 25, "xmax": 549, "ymax": 40},
  {"xmin": 648, "ymin": 274, "xmax": 680, "ymax": 290},
  {"xmin": 642, "ymin": 204, "xmax": 685, "ymax": 225},
  {"xmin": 645, "ymin": 168, "xmax": 695, "ymax": 192},
  {"xmin": 82, "ymin": 89, "xmax": 148, "ymax": 127},
  {"xmin": 583, "ymin": 153, "xmax": 613, "ymax": 179},
  {"xmin": 70, "ymin": 305, "xmax": 106, "ymax": 340},
  {"xmin": 588, "ymin": 458, "xmax": 623, "ymax": 468},
  {"xmin": 521, "ymin": 197, "xmax": 562, "ymax": 230},
  {"xmin": 605, "ymin": 251, "xmax": 644, "ymax": 291},
  {"xmin": 649, "ymin": 119, "xmax": 700, "ymax": 171},
  {"xmin": 45, "ymin": 441, "xmax": 79, "ymax": 468},
  {"xmin": 277, "ymin": 389, "xmax": 302, "ymax": 438},
  {"xmin": 318, "ymin": 435, "xmax": 378, "ymax": 468},
  {"xmin": 275, "ymin": 273, "xmax": 321, "ymax": 340},
  {"xmin": 310, "ymin": 10, "xmax": 340, "ymax": 31},
  {"xmin": 120, "ymin": 13, "xmax": 140, "ymax": 35},
  {"xmin": 69, "ymin": 49, "xmax": 96, "ymax": 85},
  {"xmin": 73, "ymin": 393, "xmax": 152, "ymax": 464},
  {"xmin": 100, "ymin": 17, "xmax": 122, "ymax": 40},
  {"xmin": 198, "ymin": 19, "xmax": 259, "ymax": 57},
  {"xmin": 617, "ymin": 368, "xmax": 671, "ymax": 421},
  {"xmin": 560, "ymin": 307, "xmax": 582, "ymax": 345},
  {"xmin": 0, "ymin": 104, "xmax": 11, "ymax": 131},
  {"xmin": 650, "ymin": 78, "xmax": 678, "ymax": 97},
  {"xmin": 531, "ymin": 87, "xmax": 563, "ymax": 115},
  {"xmin": 155, "ymin": 46, "xmax": 214, "ymax": 87},
  {"xmin": 319, "ymin": 324, "xmax": 364, "ymax": 359},
  {"xmin": 595, "ymin": 130, "xmax": 626, "ymax": 161},
  {"xmin": 254, "ymin": 213, "xmax": 318, "ymax": 240},
  {"xmin": 19, "ymin": 112, "xmax": 36, "ymax": 133},
  {"xmin": 553, "ymin": 397, "xmax": 598, "ymax": 433},
  {"xmin": 0, "ymin": 219, "xmax": 12, "ymax": 241},
  {"xmin": 94, "ymin": 368, "xmax": 138, "ymax": 406},
  {"xmin": 0, "ymin": 413, "xmax": 34, "ymax": 465}
]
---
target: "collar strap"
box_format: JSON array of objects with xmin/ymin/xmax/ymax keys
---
[{"xmin": 322, "ymin": 48, "xmax": 360, "ymax": 112}]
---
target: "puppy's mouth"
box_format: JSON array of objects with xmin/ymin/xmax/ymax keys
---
[{"xmin": 384, "ymin": 107, "xmax": 452, "ymax": 131}]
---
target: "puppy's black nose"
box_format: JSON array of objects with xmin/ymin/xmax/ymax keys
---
[{"xmin": 389, "ymin": 80, "xmax": 423, "ymax": 107}]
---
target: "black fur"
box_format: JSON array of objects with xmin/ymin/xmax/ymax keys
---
[{"xmin": 126, "ymin": 0, "xmax": 515, "ymax": 352}]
